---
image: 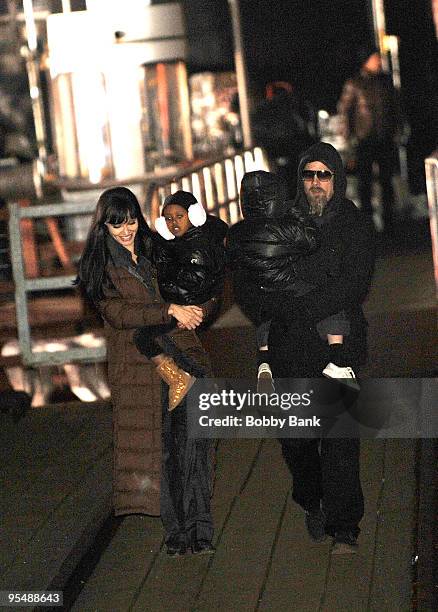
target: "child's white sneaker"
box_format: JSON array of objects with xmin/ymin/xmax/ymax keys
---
[
  {"xmin": 257, "ymin": 362, "xmax": 275, "ymax": 394},
  {"xmin": 322, "ymin": 363, "xmax": 360, "ymax": 390}
]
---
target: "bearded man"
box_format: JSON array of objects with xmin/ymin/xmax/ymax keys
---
[{"xmin": 269, "ymin": 142, "xmax": 375, "ymax": 553}]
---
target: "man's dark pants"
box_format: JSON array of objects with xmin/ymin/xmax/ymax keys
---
[
  {"xmin": 269, "ymin": 318, "xmax": 364, "ymax": 538},
  {"xmin": 356, "ymin": 137, "xmax": 396, "ymax": 230}
]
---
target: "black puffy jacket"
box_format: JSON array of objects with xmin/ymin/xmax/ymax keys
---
[
  {"xmin": 153, "ymin": 215, "xmax": 227, "ymax": 306},
  {"xmin": 227, "ymin": 171, "xmax": 319, "ymax": 292}
]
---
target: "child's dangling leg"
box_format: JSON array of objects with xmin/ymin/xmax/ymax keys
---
[
  {"xmin": 256, "ymin": 320, "xmax": 275, "ymax": 394},
  {"xmin": 134, "ymin": 325, "xmax": 196, "ymax": 411}
]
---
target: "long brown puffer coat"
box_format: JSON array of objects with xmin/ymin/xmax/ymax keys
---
[{"xmin": 98, "ymin": 261, "xmax": 210, "ymax": 516}]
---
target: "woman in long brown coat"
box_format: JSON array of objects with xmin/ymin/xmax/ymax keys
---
[{"xmin": 76, "ymin": 187, "xmax": 214, "ymax": 556}]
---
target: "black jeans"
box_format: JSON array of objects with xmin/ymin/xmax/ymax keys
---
[
  {"xmin": 269, "ymin": 319, "xmax": 364, "ymax": 537},
  {"xmin": 280, "ymin": 437, "xmax": 363, "ymax": 538},
  {"xmin": 160, "ymin": 384, "xmax": 214, "ymax": 546},
  {"xmin": 356, "ymin": 137, "xmax": 396, "ymax": 230}
]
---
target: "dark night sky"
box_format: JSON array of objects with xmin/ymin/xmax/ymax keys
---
[
  {"xmin": 238, "ymin": 0, "xmax": 373, "ymax": 111},
  {"xmin": 182, "ymin": 0, "xmax": 437, "ymax": 155},
  {"xmin": 183, "ymin": 0, "xmax": 373, "ymax": 110}
]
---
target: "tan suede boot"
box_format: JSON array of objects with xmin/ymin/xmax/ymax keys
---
[{"xmin": 156, "ymin": 356, "xmax": 196, "ymax": 411}]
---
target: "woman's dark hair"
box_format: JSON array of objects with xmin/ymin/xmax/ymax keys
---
[{"xmin": 76, "ymin": 187, "xmax": 152, "ymax": 303}]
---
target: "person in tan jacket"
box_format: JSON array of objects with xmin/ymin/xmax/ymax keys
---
[
  {"xmin": 337, "ymin": 47, "xmax": 400, "ymax": 232},
  {"xmin": 76, "ymin": 187, "xmax": 215, "ymax": 557}
]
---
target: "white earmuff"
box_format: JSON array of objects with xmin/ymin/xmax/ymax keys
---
[
  {"xmin": 155, "ymin": 216, "xmax": 175, "ymax": 240},
  {"xmin": 187, "ymin": 202, "xmax": 207, "ymax": 227}
]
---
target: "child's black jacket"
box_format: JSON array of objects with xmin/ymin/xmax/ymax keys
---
[{"xmin": 153, "ymin": 215, "xmax": 227, "ymax": 306}]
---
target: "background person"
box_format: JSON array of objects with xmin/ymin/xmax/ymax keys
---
[
  {"xmin": 252, "ymin": 81, "xmax": 318, "ymax": 199},
  {"xmin": 76, "ymin": 187, "xmax": 215, "ymax": 557},
  {"xmin": 337, "ymin": 47, "xmax": 401, "ymax": 233}
]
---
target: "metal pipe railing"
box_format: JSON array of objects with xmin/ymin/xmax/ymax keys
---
[
  {"xmin": 424, "ymin": 151, "xmax": 438, "ymax": 298},
  {"xmin": 8, "ymin": 198, "xmax": 105, "ymax": 366}
]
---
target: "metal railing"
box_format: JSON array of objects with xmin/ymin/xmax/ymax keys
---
[
  {"xmin": 8, "ymin": 199, "xmax": 105, "ymax": 367},
  {"xmin": 425, "ymin": 151, "xmax": 438, "ymax": 298}
]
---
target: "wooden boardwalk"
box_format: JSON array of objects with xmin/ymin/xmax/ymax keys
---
[
  {"xmin": 0, "ymin": 402, "xmax": 112, "ymax": 600},
  {"xmin": 71, "ymin": 437, "xmax": 415, "ymax": 612},
  {"xmin": 0, "ymin": 236, "xmax": 434, "ymax": 611},
  {"xmin": 0, "ymin": 400, "xmax": 420, "ymax": 611}
]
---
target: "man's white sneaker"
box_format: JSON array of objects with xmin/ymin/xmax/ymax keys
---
[
  {"xmin": 322, "ymin": 362, "xmax": 360, "ymax": 390},
  {"xmin": 257, "ymin": 362, "xmax": 275, "ymax": 394}
]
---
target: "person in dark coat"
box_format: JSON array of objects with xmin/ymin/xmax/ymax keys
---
[
  {"xmin": 227, "ymin": 170, "xmax": 358, "ymax": 391},
  {"xmin": 338, "ymin": 48, "xmax": 400, "ymax": 232},
  {"xmin": 268, "ymin": 142, "xmax": 375, "ymax": 553},
  {"xmin": 76, "ymin": 187, "xmax": 215, "ymax": 557},
  {"xmin": 227, "ymin": 170, "xmax": 317, "ymax": 386},
  {"xmin": 252, "ymin": 82, "xmax": 318, "ymax": 198}
]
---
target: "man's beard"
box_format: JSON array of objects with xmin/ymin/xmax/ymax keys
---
[{"xmin": 307, "ymin": 191, "xmax": 328, "ymax": 217}]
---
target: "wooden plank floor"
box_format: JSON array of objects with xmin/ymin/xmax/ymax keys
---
[
  {"xmin": 72, "ymin": 438, "xmax": 415, "ymax": 612},
  {"xmin": 0, "ymin": 402, "xmax": 112, "ymax": 597},
  {"xmin": 1, "ymin": 233, "xmax": 431, "ymax": 611}
]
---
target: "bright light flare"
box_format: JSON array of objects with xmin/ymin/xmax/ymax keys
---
[
  {"xmin": 23, "ymin": 0, "xmax": 37, "ymax": 52},
  {"xmin": 73, "ymin": 72, "xmax": 110, "ymax": 183}
]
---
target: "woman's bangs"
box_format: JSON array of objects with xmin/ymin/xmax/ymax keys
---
[{"xmin": 105, "ymin": 199, "xmax": 138, "ymax": 225}]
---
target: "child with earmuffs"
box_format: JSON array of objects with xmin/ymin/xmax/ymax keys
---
[{"xmin": 133, "ymin": 190, "xmax": 227, "ymax": 410}]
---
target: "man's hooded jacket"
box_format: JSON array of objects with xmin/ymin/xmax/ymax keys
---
[{"xmin": 273, "ymin": 142, "xmax": 376, "ymax": 364}]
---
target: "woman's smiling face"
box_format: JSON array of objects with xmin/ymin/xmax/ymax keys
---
[
  {"xmin": 105, "ymin": 217, "xmax": 139, "ymax": 252},
  {"xmin": 163, "ymin": 204, "xmax": 192, "ymax": 237}
]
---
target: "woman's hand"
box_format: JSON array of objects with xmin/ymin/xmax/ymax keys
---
[{"xmin": 168, "ymin": 304, "xmax": 203, "ymax": 330}]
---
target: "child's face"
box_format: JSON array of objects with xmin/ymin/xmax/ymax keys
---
[{"xmin": 163, "ymin": 204, "xmax": 192, "ymax": 237}]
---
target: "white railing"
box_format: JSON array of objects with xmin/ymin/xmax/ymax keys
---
[{"xmin": 145, "ymin": 147, "xmax": 269, "ymax": 225}]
